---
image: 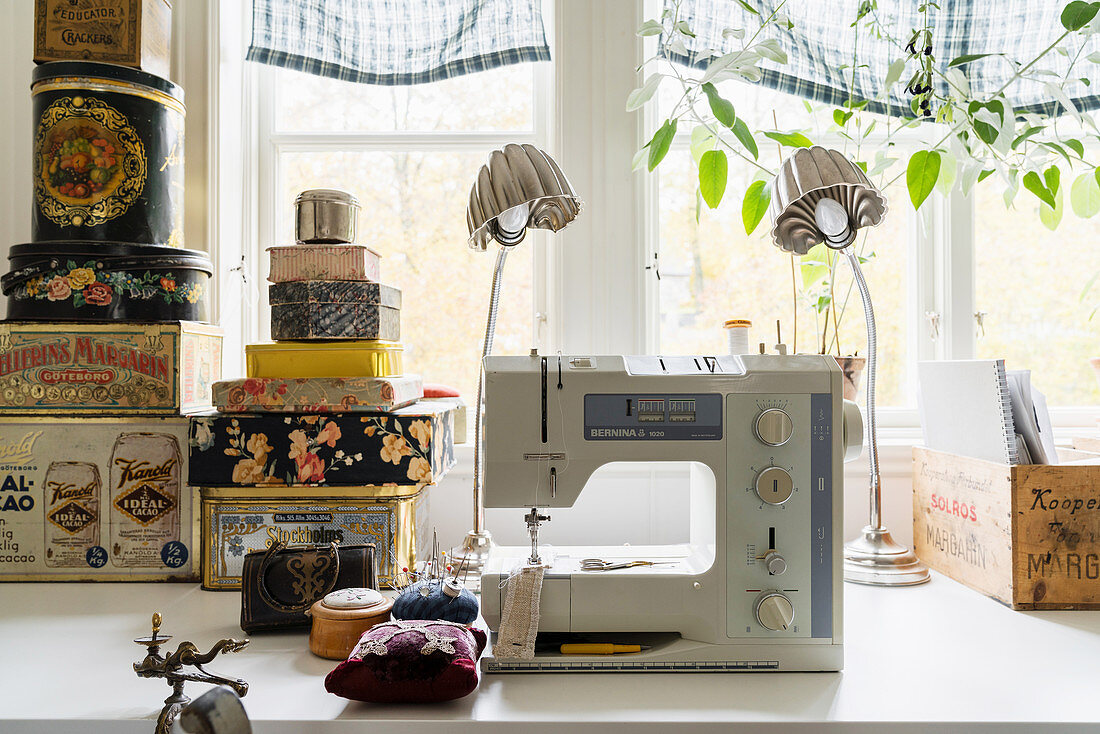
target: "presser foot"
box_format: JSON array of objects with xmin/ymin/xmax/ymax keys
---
[{"xmin": 843, "ymin": 526, "xmax": 929, "ymax": 586}]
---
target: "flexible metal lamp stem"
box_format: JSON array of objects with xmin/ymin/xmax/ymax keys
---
[
  {"xmin": 770, "ymin": 147, "xmax": 928, "ymax": 587},
  {"xmin": 454, "ymin": 144, "xmax": 582, "ymax": 582}
]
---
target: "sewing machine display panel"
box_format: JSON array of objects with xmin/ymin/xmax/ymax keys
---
[{"xmin": 584, "ymin": 393, "xmax": 722, "ymax": 440}]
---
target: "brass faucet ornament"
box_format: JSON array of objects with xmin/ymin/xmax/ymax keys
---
[{"xmin": 133, "ymin": 612, "xmax": 250, "ymax": 734}]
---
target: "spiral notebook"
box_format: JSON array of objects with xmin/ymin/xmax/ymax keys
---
[{"xmin": 917, "ymin": 360, "xmax": 1019, "ymax": 465}]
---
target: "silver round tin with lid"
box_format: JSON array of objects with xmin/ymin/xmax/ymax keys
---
[{"xmin": 295, "ymin": 188, "xmax": 360, "ymax": 244}]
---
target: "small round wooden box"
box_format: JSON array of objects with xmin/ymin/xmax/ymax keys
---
[{"xmin": 309, "ymin": 588, "xmax": 394, "ymax": 660}]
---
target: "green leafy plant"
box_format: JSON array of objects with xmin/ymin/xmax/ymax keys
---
[{"xmin": 631, "ymin": 0, "xmax": 1100, "ymax": 354}]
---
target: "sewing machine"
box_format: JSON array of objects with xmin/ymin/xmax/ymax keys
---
[{"xmin": 479, "ymin": 352, "xmax": 862, "ymax": 672}]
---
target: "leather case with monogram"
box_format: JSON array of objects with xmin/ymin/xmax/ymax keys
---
[{"xmin": 240, "ymin": 541, "xmax": 377, "ymax": 633}]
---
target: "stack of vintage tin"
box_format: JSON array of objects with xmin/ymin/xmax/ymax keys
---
[
  {"xmin": 0, "ymin": 1, "xmax": 223, "ymax": 582},
  {"xmin": 190, "ymin": 190, "xmax": 459, "ymax": 591}
]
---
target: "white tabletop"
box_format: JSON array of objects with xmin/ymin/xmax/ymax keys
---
[{"xmin": 0, "ymin": 572, "xmax": 1098, "ymax": 733}]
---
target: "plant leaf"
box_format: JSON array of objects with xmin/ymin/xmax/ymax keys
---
[
  {"xmin": 1071, "ymin": 171, "xmax": 1100, "ymax": 217},
  {"xmin": 947, "ymin": 53, "xmax": 999, "ymax": 67},
  {"xmin": 742, "ymin": 179, "xmax": 771, "ymax": 235},
  {"xmin": 626, "ymin": 74, "xmax": 662, "ymax": 112},
  {"xmin": 833, "ymin": 109, "xmax": 853, "ymax": 127},
  {"xmin": 631, "ymin": 147, "xmax": 648, "ymax": 172},
  {"xmin": 1039, "ymin": 185, "xmax": 1064, "ymax": 230},
  {"xmin": 1062, "ymin": 1, "xmax": 1100, "ymax": 30},
  {"xmin": 698, "ymin": 149, "xmax": 729, "ymax": 209},
  {"xmin": 883, "ymin": 58, "xmax": 907, "ymax": 89},
  {"xmin": 689, "ymin": 126, "xmax": 717, "ymax": 164},
  {"xmin": 734, "ymin": 0, "xmax": 760, "ymax": 15},
  {"xmin": 701, "ymin": 82, "xmax": 735, "ymax": 127},
  {"xmin": 647, "ymin": 119, "xmax": 677, "ymax": 171},
  {"xmin": 1066, "ymin": 138, "xmax": 1086, "ymax": 157},
  {"xmin": 755, "ymin": 39, "xmax": 788, "ymax": 64},
  {"xmin": 906, "ymin": 150, "xmax": 941, "ymax": 210},
  {"xmin": 762, "ymin": 130, "xmax": 813, "ymax": 147},
  {"xmin": 1044, "ymin": 165, "xmax": 1061, "ymax": 197},
  {"xmin": 1012, "ymin": 125, "xmax": 1045, "ymax": 148},
  {"xmin": 1022, "ymin": 170, "xmax": 1056, "ymax": 209},
  {"xmin": 701, "ymin": 51, "xmax": 744, "ymax": 83},
  {"xmin": 731, "ymin": 117, "xmax": 759, "ymax": 159},
  {"xmin": 636, "ymin": 19, "xmax": 664, "ymax": 36},
  {"xmin": 936, "ymin": 148, "xmax": 958, "ymax": 195}
]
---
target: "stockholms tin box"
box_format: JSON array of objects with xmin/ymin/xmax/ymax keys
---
[
  {"xmin": 188, "ymin": 400, "xmax": 456, "ymax": 488},
  {"xmin": 0, "ymin": 415, "xmax": 197, "ymax": 581},
  {"xmin": 0, "ymin": 321, "xmax": 221, "ymax": 414},
  {"xmin": 200, "ymin": 485, "xmax": 427, "ymax": 590}
]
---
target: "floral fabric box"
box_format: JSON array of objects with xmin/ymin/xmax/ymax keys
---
[
  {"xmin": 199, "ymin": 485, "xmax": 427, "ymax": 590},
  {"xmin": 0, "ymin": 321, "xmax": 222, "ymax": 414},
  {"xmin": 212, "ymin": 376, "xmax": 423, "ymax": 413},
  {"xmin": 187, "ymin": 401, "xmax": 456, "ymax": 488},
  {"xmin": 269, "ymin": 281, "xmax": 401, "ymax": 341},
  {"xmin": 267, "ymin": 244, "xmax": 381, "ymax": 283}
]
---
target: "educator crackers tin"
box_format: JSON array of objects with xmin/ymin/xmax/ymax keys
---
[
  {"xmin": 0, "ymin": 321, "xmax": 222, "ymax": 415},
  {"xmin": 269, "ymin": 281, "xmax": 401, "ymax": 341},
  {"xmin": 0, "ymin": 415, "xmax": 197, "ymax": 581},
  {"xmin": 187, "ymin": 401, "xmax": 457, "ymax": 488},
  {"xmin": 34, "ymin": 0, "xmax": 173, "ymax": 78},
  {"xmin": 200, "ymin": 485, "xmax": 427, "ymax": 590}
]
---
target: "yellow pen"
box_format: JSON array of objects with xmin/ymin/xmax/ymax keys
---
[{"xmin": 559, "ymin": 644, "xmax": 649, "ymax": 655}]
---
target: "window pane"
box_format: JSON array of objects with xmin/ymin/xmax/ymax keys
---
[
  {"xmin": 657, "ymin": 149, "xmax": 910, "ymax": 407},
  {"xmin": 272, "ymin": 65, "xmax": 536, "ymax": 133},
  {"xmin": 278, "ymin": 151, "xmax": 533, "ymax": 403},
  {"xmin": 975, "ymin": 185, "xmax": 1100, "ymax": 406}
]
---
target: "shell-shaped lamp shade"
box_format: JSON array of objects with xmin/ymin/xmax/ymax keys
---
[
  {"xmin": 467, "ymin": 143, "xmax": 582, "ymax": 251},
  {"xmin": 769, "ymin": 146, "xmax": 887, "ymax": 255}
]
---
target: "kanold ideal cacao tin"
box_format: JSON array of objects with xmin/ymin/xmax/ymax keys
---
[
  {"xmin": 200, "ymin": 485, "xmax": 428, "ymax": 590},
  {"xmin": 0, "ymin": 321, "xmax": 222, "ymax": 415},
  {"xmin": 31, "ymin": 61, "xmax": 184, "ymax": 246},
  {"xmin": 3, "ymin": 242, "xmax": 212, "ymax": 322},
  {"xmin": 0, "ymin": 415, "xmax": 197, "ymax": 582}
]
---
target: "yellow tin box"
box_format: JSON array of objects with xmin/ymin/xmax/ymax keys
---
[
  {"xmin": 200, "ymin": 485, "xmax": 427, "ymax": 590},
  {"xmin": 245, "ymin": 340, "xmax": 403, "ymax": 379}
]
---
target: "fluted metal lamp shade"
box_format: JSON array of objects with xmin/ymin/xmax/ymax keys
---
[
  {"xmin": 466, "ymin": 143, "xmax": 582, "ymax": 251},
  {"xmin": 769, "ymin": 146, "xmax": 887, "ymax": 255}
]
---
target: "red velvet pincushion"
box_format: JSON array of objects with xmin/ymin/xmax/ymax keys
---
[{"xmin": 325, "ymin": 619, "xmax": 487, "ymax": 703}]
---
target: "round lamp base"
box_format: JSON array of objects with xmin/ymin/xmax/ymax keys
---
[
  {"xmin": 843, "ymin": 526, "xmax": 930, "ymax": 586},
  {"xmin": 449, "ymin": 530, "xmax": 494, "ymax": 590}
]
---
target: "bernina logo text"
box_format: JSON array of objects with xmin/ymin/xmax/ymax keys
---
[{"xmin": 590, "ymin": 428, "xmax": 644, "ymax": 438}]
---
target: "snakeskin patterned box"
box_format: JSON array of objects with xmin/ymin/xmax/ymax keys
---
[
  {"xmin": 212, "ymin": 375, "xmax": 423, "ymax": 413},
  {"xmin": 0, "ymin": 321, "xmax": 222, "ymax": 414},
  {"xmin": 267, "ymin": 244, "xmax": 381, "ymax": 283},
  {"xmin": 269, "ymin": 281, "xmax": 401, "ymax": 341},
  {"xmin": 200, "ymin": 485, "xmax": 427, "ymax": 590},
  {"xmin": 187, "ymin": 401, "xmax": 456, "ymax": 488}
]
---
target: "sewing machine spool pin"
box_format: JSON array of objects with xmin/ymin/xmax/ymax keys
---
[{"xmin": 133, "ymin": 612, "xmax": 250, "ymax": 734}]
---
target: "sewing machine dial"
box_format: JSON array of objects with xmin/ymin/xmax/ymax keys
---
[
  {"xmin": 754, "ymin": 407, "xmax": 793, "ymax": 446},
  {"xmin": 754, "ymin": 465, "xmax": 794, "ymax": 505},
  {"xmin": 754, "ymin": 591, "xmax": 795, "ymax": 631}
]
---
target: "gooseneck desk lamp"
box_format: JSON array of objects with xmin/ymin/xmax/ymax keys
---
[
  {"xmin": 769, "ymin": 146, "xmax": 929, "ymax": 586},
  {"xmin": 451, "ymin": 143, "xmax": 582, "ymax": 577}
]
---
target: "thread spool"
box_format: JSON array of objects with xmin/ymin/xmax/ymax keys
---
[{"xmin": 724, "ymin": 319, "xmax": 752, "ymax": 355}]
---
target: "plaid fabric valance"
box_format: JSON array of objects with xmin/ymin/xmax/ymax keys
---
[
  {"xmin": 247, "ymin": 0, "xmax": 550, "ymax": 86},
  {"xmin": 664, "ymin": 0, "xmax": 1100, "ymax": 118}
]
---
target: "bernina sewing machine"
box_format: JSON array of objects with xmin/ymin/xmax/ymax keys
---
[{"xmin": 479, "ymin": 351, "xmax": 863, "ymax": 672}]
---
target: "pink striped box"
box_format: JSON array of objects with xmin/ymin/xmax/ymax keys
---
[{"xmin": 267, "ymin": 244, "xmax": 381, "ymax": 283}]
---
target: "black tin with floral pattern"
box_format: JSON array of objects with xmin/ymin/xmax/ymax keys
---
[
  {"xmin": 2, "ymin": 242, "xmax": 212, "ymax": 322},
  {"xmin": 31, "ymin": 61, "xmax": 185, "ymax": 247}
]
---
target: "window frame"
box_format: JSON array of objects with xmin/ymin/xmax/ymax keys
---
[{"xmin": 215, "ymin": 0, "xmax": 1099, "ymax": 433}]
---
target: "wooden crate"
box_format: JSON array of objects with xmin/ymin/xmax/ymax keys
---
[
  {"xmin": 34, "ymin": 0, "xmax": 172, "ymax": 78},
  {"xmin": 913, "ymin": 446, "xmax": 1100, "ymax": 610}
]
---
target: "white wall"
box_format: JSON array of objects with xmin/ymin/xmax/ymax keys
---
[{"xmin": 0, "ymin": 2, "xmax": 35, "ymax": 267}]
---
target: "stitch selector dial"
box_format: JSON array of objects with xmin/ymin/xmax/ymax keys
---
[
  {"xmin": 755, "ymin": 466, "xmax": 794, "ymax": 505},
  {"xmin": 754, "ymin": 408, "xmax": 793, "ymax": 446},
  {"xmin": 754, "ymin": 591, "xmax": 794, "ymax": 631}
]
